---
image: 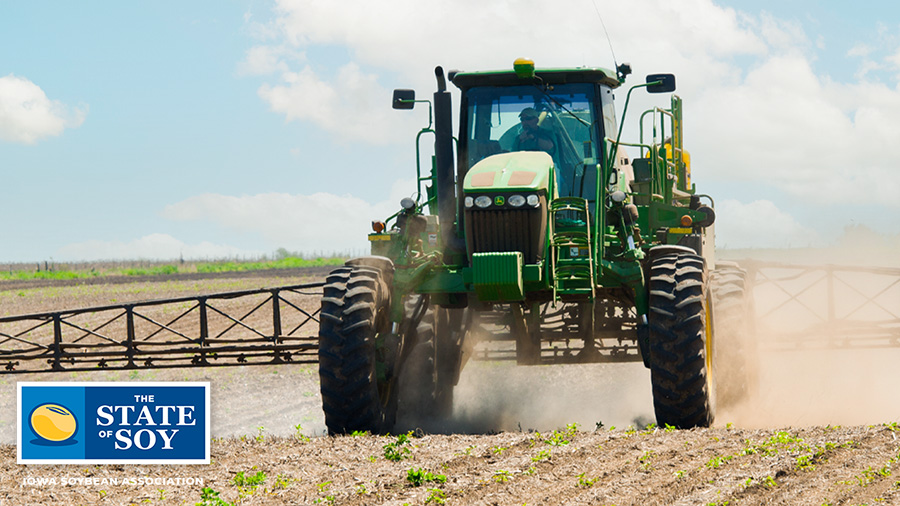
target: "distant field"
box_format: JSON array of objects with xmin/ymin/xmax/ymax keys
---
[{"xmin": 0, "ymin": 256, "xmax": 345, "ymax": 282}]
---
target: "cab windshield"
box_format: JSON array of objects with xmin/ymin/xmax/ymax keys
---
[{"xmin": 464, "ymin": 83, "xmax": 602, "ymax": 199}]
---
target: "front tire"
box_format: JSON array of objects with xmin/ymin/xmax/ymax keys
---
[
  {"xmin": 648, "ymin": 252, "xmax": 715, "ymax": 429},
  {"xmin": 318, "ymin": 265, "xmax": 397, "ymax": 435}
]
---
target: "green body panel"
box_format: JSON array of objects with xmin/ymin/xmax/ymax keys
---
[
  {"xmin": 463, "ymin": 152, "xmax": 552, "ymax": 192},
  {"xmin": 472, "ymin": 252, "xmax": 525, "ymax": 302},
  {"xmin": 522, "ymin": 263, "xmax": 543, "ymax": 284},
  {"xmin": 368, "ymin": 233, "xmax": 396, "ymax": 257},
  {"xmin": 417, "ymin": 269, "xmax": 467, "ymax": 293},
  {"xmin": 631, "ymin": 202, "xmax": 710, "ymax": 245}
]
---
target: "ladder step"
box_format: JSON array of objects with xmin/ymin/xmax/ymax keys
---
[
  {"xmin": 552, "ymin": 237, "xmax": 589, "ymax": 245},
  {"xmin": 556, "ymin": 286, "xmax": 594, "ymax": 295}
]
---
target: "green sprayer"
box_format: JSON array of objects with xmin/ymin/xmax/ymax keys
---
[{"xmin": 317, "ymin": 58, "xmax": 755, "ymax": 434}]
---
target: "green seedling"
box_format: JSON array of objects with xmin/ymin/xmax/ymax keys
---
[
  {"xmin": 532, "ymin": 449, "xmax": 551, "ymax": 462},
  {"xmin": 294, "ymin": 424, "xmax": 311, "ymax": 442},
  {"xmin": 425, "ymin": 488, "xmax": 447, "ymax": 504},
  {"xmin": 796, "ymin": 455, "xmax": 816, "ymax": 471},
  {"xmin": 196, "ymin": 487, "xmax": 233, "ymax": 506},
  {"xmin": 545, "ymin": 430, "xmax": 571, "ymax": 446},
  {"xmin": 383, "ymin": 432, "xmax": 414, "ymax": 461},
  {"xmin": 232, "ymin": 470, "xmax": 266, "ymax": 489},
  {"xmin": 706, "ymin": 455, "xmax": 732, "ymax": 469},
  {"xmin": 406, "ymin": 467, "xmax": 448, "ymax": 487},
  {"xmin": 493, "ymin": 470, "xmax": 511, "ymax": 483},
  {"xmin": 576, "ymin": 472, "xmax": 598, "ymax": 488},
  {"xmin": 273, "ymin": 474, "xmax": 294, "ymax": 490},
  {"xmin": 457, "ymin": 445, "xmax": 476, "ymax": 456},
  {"xmin": 639, "ymin": 450, "xmax": 655, "ymax": 471}
]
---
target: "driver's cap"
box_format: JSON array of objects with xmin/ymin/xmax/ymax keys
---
[{"xmin": 519, "ymin": 107, "xmax": 538, "ymax": 119}]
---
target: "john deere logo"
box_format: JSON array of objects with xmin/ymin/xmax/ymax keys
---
[
  {"xmin": 494, "ymin": 195, "xmax": 505, "ymax": 206},
  {"xmin": 30, "ymin": 403, "xmax": 78, "ymax": 443}
]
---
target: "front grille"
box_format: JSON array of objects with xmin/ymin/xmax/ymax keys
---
[{"xmin": 465, "ymin": 203, "xmax": 547, "ymax": 264}]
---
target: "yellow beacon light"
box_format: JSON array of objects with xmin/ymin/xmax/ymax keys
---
[{"xmin": 514, "ymin": 58, "xmax": 535, "ymax": 79}]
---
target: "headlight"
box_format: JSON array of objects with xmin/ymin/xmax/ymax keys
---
[
  {"xmin": 508, "ymin": 194, "xmax": 525, "ymax": 207},
  {"xmin": 474, "ymin": 196, "xmax": 492, "ymax": 208},
  {"xmin": 526, "ymin": 194, "xmax": 540, "ymax": 207},
  {"xmin": 464, "ymin": 196, "xmax": 474, "ymax": 208}
]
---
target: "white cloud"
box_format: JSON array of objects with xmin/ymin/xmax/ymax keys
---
[
  {"xmin": 886, "ymin": 46, "xmax": 900, "ymax": 73},
  {"xmin": 267, "ymin": 0, "xmax": 763, "ymax": 75},
  {"xmin": 257, "ymin": 62, "xmax": 413, "ymax": 145},
  {"xmin": 691, "ymin": 55, "xmax": 900, "ymax": 207},
  {"xmin": 237, "ymin": 45, "xmax": 295, "ymax": 76},
  {"xmin": 714, "ymin": 199, "xmax": 819, "ymax": 249},
  {"xmin": 0, "ymin": 74, "xmax": 86, "ymax": 144},
  {"xmin": 54, "ymin": 234, "xmax": 252, "ymax": 262},
  {"xmin": 847, "ymin": 43, "xmax": 873, "ymax": 58},
  {"xmin": 246, "ymin": 0, "xmax": 765, "ymax": 145},
  {"xmin": 162, "ymin": 179, "xmax": 417, "ymax": 254},
  {"xmin": 754, "ymin": 12, "xmax": 810, "ymax": 55}
]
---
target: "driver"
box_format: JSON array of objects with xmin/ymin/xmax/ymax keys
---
[{"xmin": 512, "ymin": 107, "xmax": 554, "ymax": 153}]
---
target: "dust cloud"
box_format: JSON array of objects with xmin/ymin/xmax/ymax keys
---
[
  {"xmin": 446, "ymin": 361, "xmax": 654, "ymax": 433},
  {"xmin": 717, "ymin": 245, "xmax": 900, "ymax": 428}
]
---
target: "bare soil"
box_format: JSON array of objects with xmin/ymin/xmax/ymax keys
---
[{"xmin": 1, "ymin": 272, "xmax": 899, "ymax": 505}]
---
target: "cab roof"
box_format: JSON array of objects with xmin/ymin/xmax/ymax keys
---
[{"xmin": 450, "ymin": 67, "xmax": 621, "ymax": 90}]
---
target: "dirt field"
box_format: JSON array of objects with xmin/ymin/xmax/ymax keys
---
[{"xmin": 1, "ymin": 270, "xmax": 899, "ymax": 505}]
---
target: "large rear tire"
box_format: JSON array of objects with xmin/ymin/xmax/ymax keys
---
[
  {"xmin": 318, "ymin": 265, "xmax": 397, "ymax": 435},
  {"xmin": 711, "ymin": 261, "xmax": 758, "ymax": 408},
  {"xmin": 648, "ymin": 252, "xmax": 715, "ymax": 429}
]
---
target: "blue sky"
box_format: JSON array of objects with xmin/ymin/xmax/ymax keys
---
[{"xmin": 1, "ymin": 0, "xmax": 899, "ymax": 262}]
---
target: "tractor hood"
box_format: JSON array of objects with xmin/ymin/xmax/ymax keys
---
[{"xmin": 463, "ymin": 152, "xmax": 553, "ymax": 192}]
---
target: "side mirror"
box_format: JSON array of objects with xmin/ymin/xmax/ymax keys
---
[
  {"xmin": 645, "ymin": 74, "xmax": 676, "ymax": 93},
  {"xmin": 392, "ymin": 89, "xmax": 416, "ymax": 110}
]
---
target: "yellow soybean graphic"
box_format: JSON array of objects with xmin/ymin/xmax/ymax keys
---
[{"xmin": 31, "ymin": 404, "xmax": 77, "ymax": 441}]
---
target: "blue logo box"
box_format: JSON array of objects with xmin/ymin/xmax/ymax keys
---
[{"xmin": 18, "ymin": 382, "xmax": 209, "ymax": 464}]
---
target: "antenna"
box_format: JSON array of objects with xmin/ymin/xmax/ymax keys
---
[
  {"xmin": 591, "ymin": 0, "xmax": 630, "ymax": 81},
  {"xmin": 591, "ymin": 0, "xmax": 616, "ymax": 67}
]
